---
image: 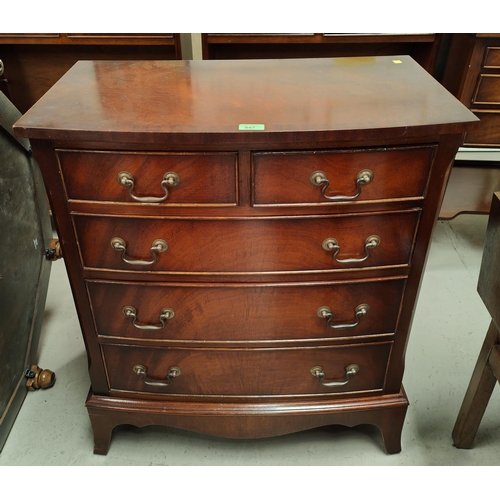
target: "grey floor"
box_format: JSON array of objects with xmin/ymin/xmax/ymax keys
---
[{"xmin": 1, "ymin": 214, "xmax": 499, "ymax": 466}]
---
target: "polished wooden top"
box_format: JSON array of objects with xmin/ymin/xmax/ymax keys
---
[{"xmin": 14, "ymin": 56, "xmax": 478, "ymax": 144}]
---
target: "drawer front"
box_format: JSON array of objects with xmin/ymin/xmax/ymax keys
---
[
  {"xmin": 464, "ymin": 111, "xmax": 500, "ymax": 147},
  {"xmin": 472, "ymin": 75, "xmax": 500, "ymax": 105},
  {"xmin": 102, "ymin": 342, "xmax": 392, "ymax": 396},
  {"xmin": 87, "ymin": 278, "xmax": 405, "ymax": 341},
  {"xmin": 57, "ymin": 150, "xmax": 238, "ymax": 205},
  {"xmin": 252, "ymin": 146, "xmax": 435, "ymax": 206},
  {"xmin": 484, "ymin": 47, "xmax": 500, "ymax": 69},
  {"xmin": 74, "ymin": 211, "xmax": 420, "ymax": 273}
]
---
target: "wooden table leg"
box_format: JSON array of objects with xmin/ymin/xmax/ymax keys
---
[{"xmin": 452, "ymin": 319, "xmax": 500, "ymax": 449}]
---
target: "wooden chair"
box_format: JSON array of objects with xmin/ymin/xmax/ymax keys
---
[{"xmin": 452, "ymin": 192, "xmax": 500, "ymax": 448}]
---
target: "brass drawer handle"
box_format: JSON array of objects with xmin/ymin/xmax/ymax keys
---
[
  {"xmin": 322, "ymin": 235, "xmax": 380, "ymax": 264},
  {"xmin": 309, "ymin": 169, "xmax": 373, "ymax": 201},
  {"xmin": 317, "ymin": 304, "xmax": 369, "ymax": 330},
  {"xmin": 110, "ymin": 237, "xmax": 168, "ymax": 266},
  {"xmin": 117, "ymin": 171, "xmax": 180, "ymax": 203},
  {"xmin": 122, "ymin": 306, "xmax": 175, "ymax": 330},
  {"xmin": 133, "ymin": 365, "xmax": 181, "ymax": 387},
  {"xmin": 310, "ymin": 364, "xmax": 359, "ymax": 387}
]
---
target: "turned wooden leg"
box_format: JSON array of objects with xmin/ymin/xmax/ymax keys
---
[
  {"xmin": 87, "ymin": 410, "xmax": 116, "ymax": 455},
  {"xmin": 452, "ymin": 320, "xmax": 500, "ymax": 449}
]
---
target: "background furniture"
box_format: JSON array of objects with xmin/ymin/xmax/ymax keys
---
[
  {"xmin": 440, "ymin": 34, "xmax": 500, "ymax": 220},
  {"xmin": 452, "ymin": 191, "xmax": 500, "ymax": 448},
  {"xmin": 14, "ymin": 56, "xmax": 477, "ymax": 455},
  {"xmin": 0, "ymin": 34, "xmax": 181, "ymax": 113},
  {"xmin": 202, "ymin": 33, "xmax": 444, "ymax": 75}
]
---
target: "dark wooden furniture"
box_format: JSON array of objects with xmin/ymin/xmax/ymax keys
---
[
  {"xmin": 452, "ymin": 192, "xmax": 500, "ymax": 448},
  {"xmin": 440, "ymin": 34, "xmax": 500, "ymax": 219},
  {"xmin": 14, "ymin": 57, "xmax": 477, "ymax": 455},
  {"xmin": 442, "ymin": 34, "xmax": 500, "ymax": 147},
  {"xmin": 202, "ymin": 33, "xmax": 444, "ymax": 74},
  {"xmin": 0, "ymin": 34, "xmax": 181, "ymax": 114}
]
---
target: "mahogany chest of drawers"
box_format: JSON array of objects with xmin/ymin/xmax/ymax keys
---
[{"xmin": 14, "ymin": 57, "xmax": 478, "ymax": 454}]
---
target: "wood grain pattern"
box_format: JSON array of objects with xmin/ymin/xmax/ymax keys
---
[
  {"xmin": 57, "ymin": 150, "xmax": 238, "ymax": 205},
  {"xmin": 101, "ymin": 342, "xmax": 392, "ymax": 396},
  {"xmin": 15, "ymin": 57, "xmax": 477, "ymax": 454},
  {"xmin": 0, "ymin": 34, "xmax": 181, "ymax": 113},
  {"xmin": 86, "ymin": 390, "xmax": 408, "ymax": 454},
  {"xmin": 253, "ymin": 145, "xmax": 435, "ymax": 206},
  {"xmin": 87, "ymin": 278, "xmax": 405, "ymax": 342},
  {"xmin": 73, "ymin": 211, "xmax": 420, "ymax": 273},
  {"xmin": 13, "ymin": 58, "xmax": 478, "ymax": 143}
]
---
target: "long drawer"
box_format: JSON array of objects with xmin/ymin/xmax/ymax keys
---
[
  {"xmin": 252, "ymin": 146, "xmax": 435, "ymax": 206},
  {"xmin": 102, "ymin": 342, "xmax": 392, "ymax": 396},
  {"xmin": 87, "ymin": 278, "xmax": 405, "ymax": 341},
  {"xmin": 57, "ymin": 150, "xmax": 238, "ymax": 205},
  {"xmin": 463, "ymin": 111, "xmax": 500, "ymax": 146},
  {"xmin": 73, "ymin": 211, "xmax": 420, "ymax": 273}
]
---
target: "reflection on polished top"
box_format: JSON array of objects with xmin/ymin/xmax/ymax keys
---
[{"xmin": 14, "ymin": 56, "xmax": 478, "ymax": 143}]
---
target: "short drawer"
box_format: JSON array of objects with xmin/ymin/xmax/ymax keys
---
[
  {"xmin": 73, "ymin": 210, "xmax": 420, "ymax": 274},
  {"xmin": 87, "ymin": 278, "xmax": 405, "ymax": 341},
  {"xmin": 483, "ymin": 47, "xmax": 500, "ymax": 69},
  {"xmin": 472, "ymin": 75, "xmax": 500, "ymax": 105},
  {"xmin": 57, "ymin": 150, "xmax": 238, "ymax": 205},
  {"xmin": 102, "ymin": 342, "xmax": 392, "ymax": 396},
  {"xmin": 252, "ymin": 146, "xmax": 435, "ymax": 206},
  {"xmin": 464, "ymin": 111, "xmax": 500, "ymax": 147}
]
